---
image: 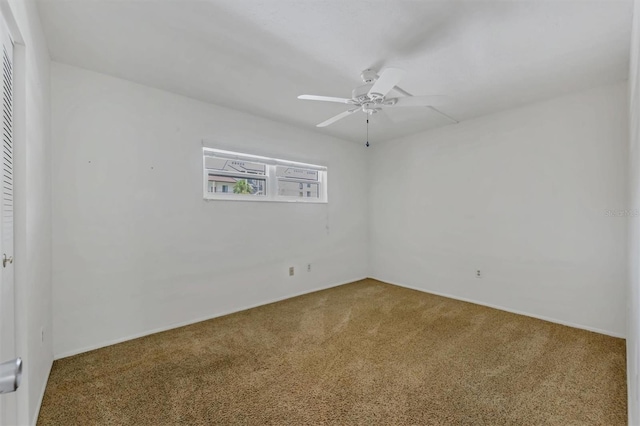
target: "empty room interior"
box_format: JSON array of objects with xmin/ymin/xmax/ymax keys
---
[{"xmin": 1, "ymin": 0, "xmax": 640, "ymax": 424}]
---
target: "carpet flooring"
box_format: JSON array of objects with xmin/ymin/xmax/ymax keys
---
[{"xmin": 37, "ymin": 279, "xmax": 627, "ymax": 425}]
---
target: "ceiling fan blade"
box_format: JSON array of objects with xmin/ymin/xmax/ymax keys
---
[
  {"xmin": 298, "ymin": 95, "xmax": 354, "ymax": 104},
  {"xmin": 316, "ymin": 108, "xmax": 359, "ymax": 127},
  {"xmin": 368, "ymin": 68, "xmax": 406, "ymax": 98},
  {"xmin": 383, "ymin": 106, "xmax": 432, "ymax": 124},
  {"xmin": 380, "ymin": 109, "xmax": 401, "ymax": 124},
  {"xmin": 387, "ymin": 95, "xmax": 449, "ymax": 108}
]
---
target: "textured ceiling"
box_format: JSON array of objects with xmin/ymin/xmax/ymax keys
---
[{"xmin": 37, "ymin": 0, "xmax": 633, "ymax": 143}]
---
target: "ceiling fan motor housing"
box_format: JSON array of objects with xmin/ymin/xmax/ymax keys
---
[
  {"xmin": 352, "ymin": 84, "xmax": 372, "ymax": 102},
  {"xmin": 352, "ymin": 84, "xmax": 385, "ymax": 104}
]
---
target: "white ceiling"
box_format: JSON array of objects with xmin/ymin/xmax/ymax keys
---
[{"xmin": 37, "ymin": 0, "xmax": 633, "ymax": 143}]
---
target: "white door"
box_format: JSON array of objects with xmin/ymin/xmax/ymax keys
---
[{"xmin": 0, "ymin": 10, "xmax": 17, "ymax": 426}]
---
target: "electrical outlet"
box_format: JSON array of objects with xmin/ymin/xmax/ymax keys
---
[
  {"xmin": 307, "ymin": 264, "xmax": 311, "ymax": 272},
  {"xmin": 476, "ymin": 270, "xmax": 481, "ymax": 278},
  {"xmin": 289, "ymin": 266, "xmax": 294, "ymax": 276}
]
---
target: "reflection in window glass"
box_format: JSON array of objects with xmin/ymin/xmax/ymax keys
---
[
  {"xmin": 278, "ymin": 180, "xmax": 319, "ymax": 198},
  {"xmin": 205, "ymin": 157, "xmax": 266, "ymax": 175}
]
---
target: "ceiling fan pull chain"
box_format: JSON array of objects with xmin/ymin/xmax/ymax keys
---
[{"xmin": 365, "ymin": 118, "xmax": 370, "ymax": 147}]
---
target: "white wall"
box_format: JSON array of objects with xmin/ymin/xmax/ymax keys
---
[
  {"xmin": 628, "ymin": 1, "xmax": 640, "ymax": 424},
  {"xmin": 51, "ymin": 62, "xmax": 368, "ymax": 358},
  {"xmin": 2, "ymin": 0, "xmax": 53, "ymax": 424},
  {"xmin": 370, "ymin": 82, "xmax": 629, "ymax": 337}
]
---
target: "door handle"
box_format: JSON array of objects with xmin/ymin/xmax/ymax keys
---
[
  {"xmin": 0, "ymin": 358, "xmax": 21, "ymax": 394},
  {"xmin": 2, "ymin": 254, "xmax": 12, "ymax": 267}
]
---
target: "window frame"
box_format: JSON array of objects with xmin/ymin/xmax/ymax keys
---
[{"xmin": 203, "ymin": 147, "xmax": 328, "ymax": 203}]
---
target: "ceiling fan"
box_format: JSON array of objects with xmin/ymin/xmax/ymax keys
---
[{"xmin": 298, "ymin": 68, "xmax": 448, "ymax": 127}]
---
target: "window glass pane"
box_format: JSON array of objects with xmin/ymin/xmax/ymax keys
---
[
  {"xmin": 208, "ymin": 174, "xmax": 266, "ymax": 196},
  {"xmin": 276, "ymin": 165, "xmax": 318, "ymax": 181}
]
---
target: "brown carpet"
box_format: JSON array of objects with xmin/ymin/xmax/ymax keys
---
[{"xmin": 37, "ymin": 279, "xmax": 627, "ymax": 425}]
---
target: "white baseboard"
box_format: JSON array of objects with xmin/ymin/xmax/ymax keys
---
[
  {"xmin": 31, "ymin": 358, "xmax": 53, "ymax": 426},
  {"xmin": 370, "ymin": 276, "xmax": 626, "ymax": 339},
  {"xmin": 54, "ymin": 276, "xmax": 367, "ymax": 360}
]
